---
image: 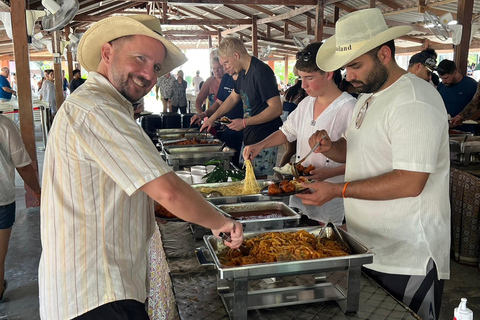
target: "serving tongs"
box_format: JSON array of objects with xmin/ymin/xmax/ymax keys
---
[
  {"xmin": 317, "ymin": 221, "xmax": 350, "ymax": 253},
  {"xmin": 219, "ymin": 230, "xmax": 250, "ymax": 255},
  {"xmin": 291, "ymin": 141, "xmax": 321, "ymax": 179}
]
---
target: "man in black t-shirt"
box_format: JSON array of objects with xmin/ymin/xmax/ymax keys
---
[
  {"xmin": 69, "ymin": 69, "xmax": 86, "ymax": 93},
  {"xmin": 201, "ymin": 37, "xmax": 282, "ymax": 176}
]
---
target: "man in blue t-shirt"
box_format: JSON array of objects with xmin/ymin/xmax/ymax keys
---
[
  {"xmin": 201, "ymin": 37, "xmax": 282, "ymax": 177},
  {"xmin": 437, "ymin": 60, "xmax": 477, "ymax": 132},
  {"xmin": 0, "ymin": 67, "xmax": 16, "ymax": 101}
]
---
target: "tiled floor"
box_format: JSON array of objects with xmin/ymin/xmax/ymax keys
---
[{"xmin": 0, "ymin": 131, "xmax": 479, "ymax": 320}]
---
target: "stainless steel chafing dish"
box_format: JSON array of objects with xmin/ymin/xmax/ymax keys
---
[
  {"xmin": 450, "ymin": 135, "xmax": 480, "ymax": 166},
  {"xmin": 161, "ymin": 139, "xmax": 224, "ymax": 154},
  {"xmin": 215, "ymin": 201, "xmax": 300, "ymax": 231},
  {"xmin": 196, "ymin": 226, "xmax": 374, "ymax": 320},
  {"xmin": 157, "ymin": 128, "xmax": 214, "ymax": 139},
  {"xmin": 192, "ymin": 180, "xmax": 274, "ymax": 199},
  {"xmin": 161, "ymin": 148, "xmax": 235, "ymax": 171}
]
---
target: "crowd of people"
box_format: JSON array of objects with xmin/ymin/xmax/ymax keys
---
[{"xmin": 3, "ymin": 6, "xmax": 480, "ymax": 320}]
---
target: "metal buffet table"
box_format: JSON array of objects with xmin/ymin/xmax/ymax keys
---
[{"xmin": 158, "ymin": 221, "xmax": 420, "ymax": 320}]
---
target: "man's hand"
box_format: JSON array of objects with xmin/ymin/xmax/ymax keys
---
[
  {"xmin": 190, "ymin": 113, "xmax": 204, "ymax": 125},
  {"xmin": 308, "ymin": 168, "xmax": 334, "ymax": 182},
  {"xmin": 243, "ymin": 142, "xmax": 263, "ymax": 161},
  {"xmin": 211, "ymin": 220, "xmax": 244, "ymax": 249},
  {"xmin": 200, "ymin": 117, "xmax": 215, "ymax": 133},
  {"xmin": 451, "ymin": 115, "xmax": 463, "ymax": 127},
  {"xmin": 295, "ymin": 181, "xmax": 341, "ymax": 206},
  {"xmin": 227, "ymin": 118, "xmax": 245, "ymax": 132},
  {"xmin": 309, "ymin": 130, "xmax": 331, "ymax": 154}
]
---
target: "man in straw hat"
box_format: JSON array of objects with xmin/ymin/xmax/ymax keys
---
[
  {"xmin": 296, "ymin": 8, "xmax": 450, "ymax": 320},
  {"xmin": 39, "ymin": 15, "xmax": 243, "ymax": 320}
]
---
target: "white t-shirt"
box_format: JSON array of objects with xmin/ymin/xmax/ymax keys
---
[
  {"xmin": 281, "ymin": 92, "xmax": 356, "ymax": 224},
  {"xmin": 192, "ymin": 75, "xmax": 204, "ymax": 93},
  {"xmin": 0, "ymin": 115, "xmax": 31, "ymax": 205},
  {"xmin": 344, "ymin": 73, "xmax": 450, "ymax": 279}
]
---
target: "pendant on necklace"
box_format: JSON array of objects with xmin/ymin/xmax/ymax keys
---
[{"xmin": 311, "ymin": 120, "xmax": 316, "ymax": 126}]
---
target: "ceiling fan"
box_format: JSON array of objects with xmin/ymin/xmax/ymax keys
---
[
  {"xmin": 41, "ymin": 0, "xmax": 79, "ymax": 32},
  {"xmin": 424, "ymin": 11, "xmax": 462, "ymax": 45}
]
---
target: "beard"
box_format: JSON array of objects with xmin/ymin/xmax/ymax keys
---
[
  {"xmin": 350, "ymin": 56, "xmax": 389, "ymax": 94},
  {"xmin": 110, "ymin": 58, "xmax": 152, "ymax": 103}
]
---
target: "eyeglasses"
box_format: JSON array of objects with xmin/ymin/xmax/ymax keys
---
[
  {"xmin": 355, "ymin": 96, "xmax": 373, "ymax": 129},
  {"xmin": 296, "ymin": 51, "xmax": 313, "ymax": 62}
]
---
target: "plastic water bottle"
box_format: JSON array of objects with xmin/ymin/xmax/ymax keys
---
[{"xmin": 454, "ymin": 298, "xmax": 473, "ymax": 320}]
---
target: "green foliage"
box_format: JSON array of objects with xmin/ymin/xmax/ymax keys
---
[
  {"xmin": 203, "ymin": 159, "xmax": 245, "ymax": 183},
  {"xmin": 274, "ymin": 61, "xmax": 296, "ymax": 85}
]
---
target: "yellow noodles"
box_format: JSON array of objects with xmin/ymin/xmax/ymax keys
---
[{"xmin": 243, "ymin": 160, "xmax": 260, "ymax": 194}]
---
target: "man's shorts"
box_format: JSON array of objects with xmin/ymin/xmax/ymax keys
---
[
  {"xmin": 0, "ymin": 202, "xmax": 16, "ymax": 230},
  {"xmin": 240, "ymin": 144, "xmax": 278, "ymax": 176}
]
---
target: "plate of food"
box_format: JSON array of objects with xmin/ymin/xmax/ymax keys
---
[
  {"xmin": 273, "ymin": 162, "xmax": 315, "ymax": 177},
  {"xmin": 260, "ymin": 177, "xmax": 312, "ymax": 196},
  {"xmin": 215, "ymin": 116, "xmax": 232, "ymax": 125},
  {"xmin": 463, "ymin": 120, "xmax": 479, "ymax": 125}
]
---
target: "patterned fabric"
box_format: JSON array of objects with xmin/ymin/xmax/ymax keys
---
[
  {"xmin": 148, "ymin": 226, "xmax": 179, "ymax": 320},
  {"xmin": 458, "ymin": 81, "xmax": 480, "ymax": 120},
  {"xmin": 450, "ymin": 168, "xmax": 480, "ymax": 267},
  {"xmin": 39, "ymin": 72, "xmax": 172, "ymax": 320},
  {"xmin": 157, "ymin": 75, "xmax": 176, "ymax": 100}
]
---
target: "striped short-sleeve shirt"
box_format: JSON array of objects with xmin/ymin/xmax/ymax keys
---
[{"xmin": 39, "ymin": 72, "xmax": 171, "ymax": 320}]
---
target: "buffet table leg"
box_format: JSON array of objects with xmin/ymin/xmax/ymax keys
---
[
  {"xmin": 231, "ymin": 276, "xmax": 248, "ymax": 320},
  {"xmin": 337, "ymin": 265, "xmax": 361, "ymax": 314}
]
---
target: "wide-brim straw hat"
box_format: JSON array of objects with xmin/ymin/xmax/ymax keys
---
[
  {"xmin": 316, "ymin": 8, "xmax": 412, "ymax": 71},
  {"xmin": 78, "ymin": 15, "xmax": 187, "ymax": 76}
]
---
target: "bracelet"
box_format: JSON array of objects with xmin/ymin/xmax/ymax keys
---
[
  {"xmin": 33, "ymin": 190, "xmax": 41, "ymax": 197},
  {"xmin": 342, "ymin": 182, "xmax": 350, "ymax": 199},
  {"xmin": 243, "ymin": 118, "xmax": 247, "ymax": 128}
]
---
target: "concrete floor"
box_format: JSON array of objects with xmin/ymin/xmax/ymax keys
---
[{"xmin": 0, "ymin": 132, "xmax": 480, "ymax": 320}]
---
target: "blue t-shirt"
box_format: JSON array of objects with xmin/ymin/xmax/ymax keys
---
[
  {"xmin": 438, "ymin": 76, "xmax": 477, "ymax": 117},
  {"xmin": 217, "ymin": 74, "xmax": 243, "ymax": 120},
  {"xmin": 0, "ymin": 75, "xmax": 12, "ymax": 100},
  {"xmin": 234, "ymin": 57, "xmax": 282, "ymax": 145}
]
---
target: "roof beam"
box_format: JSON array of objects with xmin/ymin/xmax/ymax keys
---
[
  {"xmin": 334, "ymin": 3, "xmax": 356, "ymax": 13},
  {"xmin": 376, "ymin": 0, "xmax": 403, "ymax": 10},
  {"xmin": 166, "ymin": 18, "xmax": 252, "ymax": 25},
  {"xmin": 224, "ymin": 4, "xmax": 285, "ymax": 33},
  {"xmin": 155, "ymin": 0, "xmax": 318, "ymax": 4},
  {"xmin": 0, "ymin": 1, "xmax": 10, "ymax": 12},
  {"xmin": 257, "ymin": 6, "xmax": 315, "ymax": 24},
  {"xmin": 162, "ymin": 30, "xmax": 218, "ymax": 36}
]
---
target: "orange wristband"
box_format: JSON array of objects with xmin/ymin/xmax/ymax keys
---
[
  {"xmin": 243, "ymin": 118, "xmax": 247, "ymax": 128},
  {"xmin": 342, "ymin": 182, "xmax": 350, "ymax": 199}
]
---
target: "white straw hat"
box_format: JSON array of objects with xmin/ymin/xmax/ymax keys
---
[
  {"xmin": 316, "ymin": 8, "xmax": 412, "ymax": 71},
  {"xmin": 78, "ymin": 15, "xmax": 187, "ymax": 75}
]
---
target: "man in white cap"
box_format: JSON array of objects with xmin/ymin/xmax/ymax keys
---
[
  {"xmin": 297, "ymin": 8, "xmax": 449, "ymax": 320},
  {"xmin": 39, "ymin": 15, "xmax": 243, "ymax": 320}
]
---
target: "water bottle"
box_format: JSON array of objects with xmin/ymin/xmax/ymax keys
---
[{"xmin": 454, "ymin": 298, "xmax": 473, "ymax": 320}]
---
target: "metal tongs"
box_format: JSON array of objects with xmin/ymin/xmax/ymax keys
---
[
  {"xmin": 291, "ymin": 141, "xmax": 321, "ymax": 179},
  {"xmin": 219, "ymin": 230, "xmax": 250, "ymax": 255},
  {"xmin": 318, "ymin": 221, "xmax": 350, "ymax": 253}
]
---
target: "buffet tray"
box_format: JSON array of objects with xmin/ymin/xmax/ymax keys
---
[
  {"xmin": 215, "ymin": 201, "xmax": 300, "ymax": 231},
  {"xmin": 162, "ymin": 149, "xmax": 235, "ymax": 171},
  {"xmin": 161, "ymin": 139, "xmax": 224, "ymax": 154},
  {"xmin": 192, "ymin": 180, "xmax": 275, "ymax": 201},
  {"xmin": 201, "ymin": 226, "xmax": 374, "ymax": 279}
]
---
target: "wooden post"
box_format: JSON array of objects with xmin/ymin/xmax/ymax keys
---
[
  {"xmin": 454, "ymin": 0, "xmax": 474, "ymax": 74},
  {"xmin": 65, "ymin": 27, "xmax": 74, "ymax": 85},
  {"xmin": 52, "ymin": 31, "xmax": 65, "ymax": 111},
  {"xmin": 252, "ymin": 15, "xmax": 258, "ymax": 57},
  {"xmin": 315, "ymin": 0, "xmax": 324, "ymax": 42},
  {"xmin": 11, "ymin": 0, "xmax": 39, "ymax": 208},
  {"xmin": 284, "ymin": 55, "xmax": 289, "ymax": 85},
  {"xmin": 217, "ymin": 30, "xmax": 222, "ymax": 46}
]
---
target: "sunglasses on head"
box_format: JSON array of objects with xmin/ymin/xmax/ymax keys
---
[{"xmin": 296, "ymin": 51, "xmax": 313, "ymax": 62}]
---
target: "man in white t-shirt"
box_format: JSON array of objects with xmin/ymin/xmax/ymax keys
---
[
  {"xmin": 297, "ymin": 9, "xmax": 450, "ymax": 320},
  {"xmin": 243, "ymin": 42, "xmax": 356, "ymax": 225},
  {"xmin": 192, "ymin": 70, "xmax": 203, "ymax": 94}
]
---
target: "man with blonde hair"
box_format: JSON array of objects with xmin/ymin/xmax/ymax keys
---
[{"xmin": 201, "ymin": 37, "xmax": 282, "ymax": 177}]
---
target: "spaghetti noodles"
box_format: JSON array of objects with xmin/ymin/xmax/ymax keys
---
[
  {"xmin": 243, "ymin": 160, "xmax": 260, "ymax": 194},
  {"xmin": 219, "ymin": 230, "xmax": 350, "ymax": 267}
]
